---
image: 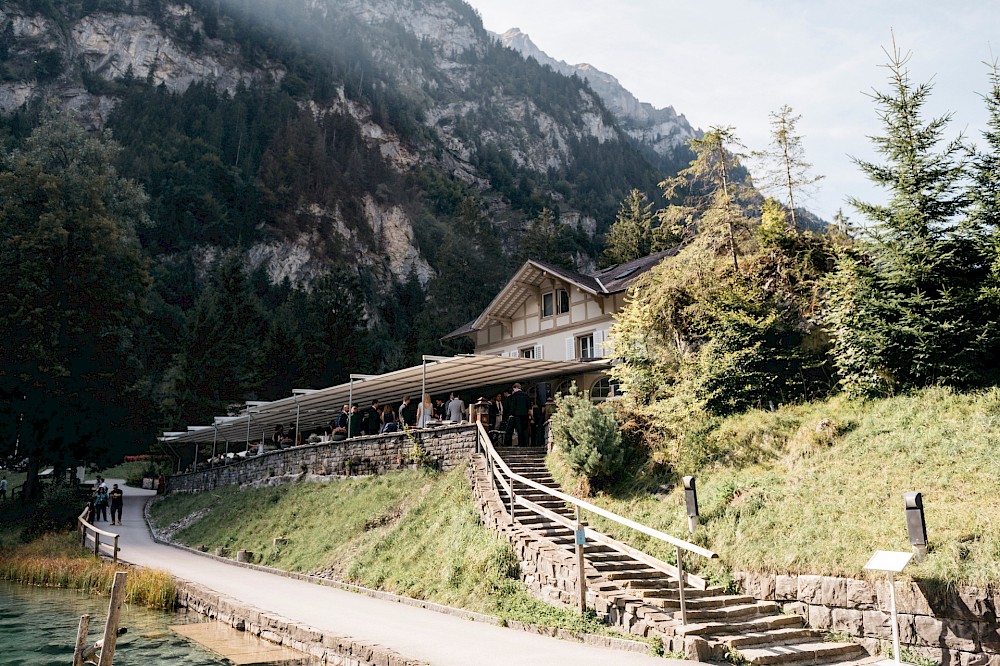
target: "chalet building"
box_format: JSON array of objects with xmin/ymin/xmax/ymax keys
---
[{"xmin": 443, "ymin": 250, "xmax": 673, "ymax": 400}]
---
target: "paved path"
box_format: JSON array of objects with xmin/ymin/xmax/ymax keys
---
[{"xmin": 106, "ymin": 481, "xmax": 681, "ymax": 666}]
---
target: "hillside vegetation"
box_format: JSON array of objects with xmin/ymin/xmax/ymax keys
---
[
  {"xmin": 148, "ymin": 465, "xmax": 617, "ymax": 635},
  {"xmin": 550, "ymin": 387, "xmax": 1000, "ymax": 588}
]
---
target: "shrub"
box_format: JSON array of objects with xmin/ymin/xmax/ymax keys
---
[{"xmin": 548, "ymin": 387, "xmax": 625, "ymax": 489}]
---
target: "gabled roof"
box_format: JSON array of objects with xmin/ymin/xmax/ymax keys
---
[{"xmin": 443, "ymin": 249, "xmax": 675, "ymax": 341}]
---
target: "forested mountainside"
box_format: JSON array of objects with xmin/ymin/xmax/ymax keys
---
[
  {"xmin": 498, "ymin": 28, "xmax": 698, "ymax": 175},
  {"xmin": 0, "ymin": 0, "xmax": 671, "ymax": 431}
]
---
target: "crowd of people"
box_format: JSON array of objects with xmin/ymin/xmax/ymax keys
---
[
  {"xmin": 87, "ymin": 476, "xmax": 124, "ymax": 525},
  {"xmin": 187, "ymin": 383, "xmax": 559, "ymax": 472}
]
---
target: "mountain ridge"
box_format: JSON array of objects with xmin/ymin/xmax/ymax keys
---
[{"xmin": 496, "ymin": 26, "xmax": 699, "ymax": 171}]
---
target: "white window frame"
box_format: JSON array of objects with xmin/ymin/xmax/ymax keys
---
[
  {"xmin": 519, "ymin": 346, "xmax": 535, "ymax": 359},
  {"xmin": 590, "ymin": 377, "xmax": 612, "ymax": 401},
  {"xmin": 577, "ymin": 333, "xmax": 595, "ymax": 360},
  {"xmin": 556, "ymin": 288, "xmax": 570, "ymax": 315},
  {"xmin": 542, "ymin": 291, "xmax": 555, "ymax": 318}
]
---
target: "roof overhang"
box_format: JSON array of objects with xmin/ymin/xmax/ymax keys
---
[
  {"xmin": 161, "ymin": 355, "xmax": 611, "ymax": 444},
  {"xmin": 470, "ymin": 261, "xmax": 603, "ymax": 332}
]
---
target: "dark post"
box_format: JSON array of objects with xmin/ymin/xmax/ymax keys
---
[
  {"xmin": 903, "ymin": 492, "xmax": 927, "ymax": 562},
  {"xmin": 683, "ymin": 475, "xmax": 699, "ymax": 533}
]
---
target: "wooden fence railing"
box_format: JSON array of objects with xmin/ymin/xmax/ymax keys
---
[
  {"xmin": 77, "ymin": 507, "xmax": 120, "ymax": 566},
  {"xmin": 475, "ymin": 421, "xmax": 717, "ymax": 624}
]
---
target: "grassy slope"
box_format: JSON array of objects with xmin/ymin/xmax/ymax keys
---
[
  {"xmin": 149, "ymin": 465, "xmax": 618, "ymax": 635},
  {"xmin": 553, "ymin": 387, "xmax": 1000, "ymax": 587}
]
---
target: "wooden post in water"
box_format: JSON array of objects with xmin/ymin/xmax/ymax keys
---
[
  {"xmin": 72, "ymin": 614, "xmax": 91, "ymax": 666},
  {"xmin": 94, "ymin": 531, "xmax": 100, "ymax": 558},
  {"xmin": 97, "ymin": 571, "xmax": 128, "ymax": 666}
]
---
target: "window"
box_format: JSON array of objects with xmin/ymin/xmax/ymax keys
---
[
  {"xmin": 520, "ymin": 347, "xmax": 535, "ymax": 359},
  {"xmin": 542, "ymin": 289, "xmax": 569, "ymax": 318},
  {"xmin": 577, "ymin": 334, "xmax": 595, "ymax": 360},
  {"xmin": 557, "ymin": 289, "xmax": 570, "ymax": 314},
  {"xmin": 591, "ymin": 378, "xmax": 612, "ymax": 400},
  {"xmin": 542, "ymin": 292, "xmax": 554, "ymax": 317}
]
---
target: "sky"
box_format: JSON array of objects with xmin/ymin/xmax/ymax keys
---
[{"xmin": 463, "ymin": 0, "xmax": 999, "ymax": 223}]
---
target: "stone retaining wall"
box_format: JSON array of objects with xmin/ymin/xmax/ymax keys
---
[
  {"xmin": 168, "ymin": 425, "xmax": 477, "ymax": 493},
  {"xmin": 174, "ymin": 579, "xmax": 423, "ymax": 665},
  {"xmin": 735, "ymin": 571, "xmax": 1000, "ymax": 666}
]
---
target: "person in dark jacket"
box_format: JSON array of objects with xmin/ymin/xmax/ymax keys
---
[
  {"xmin": 367, "ymin": 399, "xmax": 381, "ymax": 435},
  {"xmin": 507, "ymin": 383, "xmax": 531, "ymax": 447},
  {"xmin": 348, "ymin": 404, "xmax": 363, "ymax": 438}
]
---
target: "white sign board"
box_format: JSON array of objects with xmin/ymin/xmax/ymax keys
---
[{"xmin": 864, "ymin": 550, "xmax": 914, "ymax": 574}]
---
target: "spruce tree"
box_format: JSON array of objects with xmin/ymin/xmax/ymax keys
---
[
  {"xmin": 602, "ymin": 189, "xmax": 655, "ymax": 266},
  {"xmin": 826, "ymin": 41, "xmax": 992, "ymax": 395}
]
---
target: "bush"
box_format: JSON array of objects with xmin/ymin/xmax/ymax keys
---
[
  {"xmin": 548, "ymin": 387, "xmax": 625, "ymax": 489},
  {"xmin": 21, "ymin": 483, "xmax": 85, "ymax": 541}
]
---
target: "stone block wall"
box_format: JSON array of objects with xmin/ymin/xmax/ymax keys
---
[
  {"xmin": 174, "ymin": 579, "xmax": 423, "ymax": 665},
  {"xmin": 735, "ymin": 571, "xmax": 1000, "ymax": 666},
  {"xmin": 168, "ymin": 425, "xmax": 477, "ymax": 493}
]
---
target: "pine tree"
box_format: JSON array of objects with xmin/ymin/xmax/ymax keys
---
[
  {"xmin": 601, "ymin": 189, "xmax": 656, "ymax": 266},
  {"xmin": 753, "ymin": 105, "xmax": 823, "ymax": 229},
  {"xmin": 826, "ymin": 40, "xmax": 993, "ymax": 395},
  {"xmin": 660, "ymin": 126, "xmax": 753, "ymax": 273}
]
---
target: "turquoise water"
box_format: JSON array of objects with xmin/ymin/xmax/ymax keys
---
[{"xmin": 0, "ymin": 580, "xmax": 229, "ymax": 665}]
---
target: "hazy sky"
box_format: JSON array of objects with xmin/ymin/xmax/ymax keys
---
[{"xmin": 464, "ymin": 0, "xmax": 999, "ymax": 222}]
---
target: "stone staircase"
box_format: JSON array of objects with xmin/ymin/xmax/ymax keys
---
[{"xmin": 480, "ymin": 447, "xmax": 869, "ymax": 665}]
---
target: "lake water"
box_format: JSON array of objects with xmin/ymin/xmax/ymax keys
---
[{"xmin": 0, "ymin": 580, "xmax": 229, "ymax": 665}]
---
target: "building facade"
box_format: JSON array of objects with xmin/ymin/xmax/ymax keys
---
[{"xmin": 444, "ymin": 250, "xmax": 673, "ymax": 399}]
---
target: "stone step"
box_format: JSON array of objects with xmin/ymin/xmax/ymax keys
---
[
  {"xmin": 639, "ymin": 593, "xmax": 755, "ymax": 609},
  {"xmin": 711, "ymin": 627, "xmax": 819, "ymax": 650},
  {"xmin": 684, "ymin": 601, "xmax": 780, "ymax": 622},
  {"xmin": 678, "ymin": 613, "xmax": 805, "ymax": 637},
  {"xmin": 601, "ymin": 568, "xmax": 667, "ymax": 581},
  {"xmin": 735, "ymin": 641, "xmax": 866, "ymax": 666}
]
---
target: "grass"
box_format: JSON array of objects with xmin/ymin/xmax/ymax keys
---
[
  {"xmin": 98, "ymin": 460, "xmax": 171, "ymax": 486},
  {"xmin": 550, "ymin": 386, "xmax": 1000, "ymax": 588},
  {"xmin": 149, "ymin": 465, "xmax": 628, "ymax": 638},
  {"xmin": 0, "ymin": 532, "xmax": 176, "ymax": 609}
]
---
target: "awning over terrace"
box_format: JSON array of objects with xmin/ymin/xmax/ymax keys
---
[{"xmin": 161, "ymin": 354, "xmax": 611, "ymax": 444}]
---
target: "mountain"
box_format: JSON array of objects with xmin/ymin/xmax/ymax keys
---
[
  {"xmin": 0, "ymin": 0, "xmax": 672, "ymax": 427},
  {"xmin": 498, "ymin": 27, "xmax": 699, "ymax": 173}
]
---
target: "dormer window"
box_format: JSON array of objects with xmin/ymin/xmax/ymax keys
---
[{"xmin": 542, "ymin": 289, "xmax": 570, "ymax": 318}]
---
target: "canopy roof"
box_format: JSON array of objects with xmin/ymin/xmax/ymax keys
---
[{"xmin": 162, "ymin": 354, "xmax": 610, "ymax": 444}]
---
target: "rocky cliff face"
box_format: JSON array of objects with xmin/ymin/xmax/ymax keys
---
[
  {"xmin": 1, "ymin": 1, "xmax": 648, "ymax": 286},
  {"xmin": 499, "ymin": 27, "xmax": 699, "ymax": 164}
]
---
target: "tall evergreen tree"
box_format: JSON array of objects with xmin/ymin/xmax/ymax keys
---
[
  {"xmin": 660, "ymin": 126, "xmax": 753, "ymax": 273},
  {"xmin": 753, "ymin": 105, "xmax": 824, "ymax": 230},
  {"xmin": 601, "ymin": 189, "xmax": 656, "ymax": 266},
  {"xmin": 0, "ymin": 110, "xmax": 152, "ymax": 496},
  {"xmin": 159, "ymin": 251, "xmax": 267, "ymax": 427},
  {"xmin": 825, "ymin": 41, "xmax": 994, "ymax": 395}
]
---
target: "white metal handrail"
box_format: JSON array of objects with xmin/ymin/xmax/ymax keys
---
[
  {"xmin": 77, "ymin": 506, "xmax": 120, "ymax": 565},
  {"xmin": 475, "ymin": 421, "xmax": 717, "ymax": 624}
]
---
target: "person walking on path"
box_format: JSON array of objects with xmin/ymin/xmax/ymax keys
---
[
  {"xmin": 94, "ymin": 485, "xmax": 109, "ymax": 522},
  {"xmin": 109, "ymin": 483, "xmax": 124, "ymax": 525},
  {"xmin": 0, "ymin": 476, "xmax": 6, "ymax": 502}
]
